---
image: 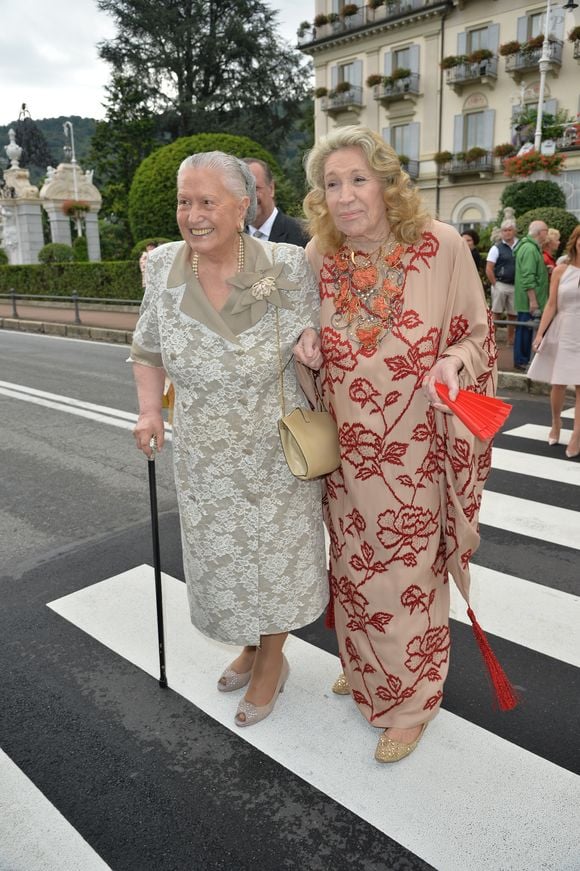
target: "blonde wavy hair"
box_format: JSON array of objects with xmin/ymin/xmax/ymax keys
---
[{"xmin": 303, "ymin": 126, "xmax": 429, "ymax": 254}]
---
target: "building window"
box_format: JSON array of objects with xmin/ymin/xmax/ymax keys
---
[
  {"xmin": 339, "ymin": 62, "xmax": 355, "ymax": 84},
  {"xmin": 464, "ymin": 112, "xmax": 485, "ymax": 150},
  {"xmin": 392, "ymin": 124, "xmax": 411, "ymax": 156},
  {"xmin": 468, "ymin": 27, "xmax": 489, "ymax": 53},
  {"xmin": 528, "ymin": 12, "xmax": 544, "ymax": 39},
  {"xmin": 393, "ymin": 47, "xmax": 411, "ymax": 72}
]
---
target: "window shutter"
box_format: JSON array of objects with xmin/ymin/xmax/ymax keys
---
[
  {"xmin": 408, "ymin": 122, "xmax": 420, "ymax": 160},
  {"xmin": 549, "ymin": 9, "xmax": 565, "ymax": 40},
  {"xmin": 543, "ymin": 99, "xmax": 557, "ymax": 117},
  {"xmin": 384, "ymin": 51, "xmax": 392, "ymax": 76},
  {"xmin": 409, "ymin": 45, "xmax": 420, "ymax": 74},
  {"xmin": 482, "ymin": 109, "xmax": 495, "ymax": 150},
  {"xmin": 453, "ymin": 115, "xmax": 463, "ymax": 152},
  {"xmin": 382, "ymin": 127, "xmax": 392, "ymax": 146},
  {"xmin": 331, "ymin": 65, "xmax": 338, "ymax": 89},
  {"xmin": 352, "ymin": 60, "xmax": 363, "ymax": 88},
  {"xmin": 516, "ymin": 16, "xmax": 528, "ymax": 43},
  {"xmin": 332, "ymin": 0, "xmax": 340, "ymax": 12},
  {"xmin": 457, "ymin": 31, "xmax": 467, "ymax": 54},
  {"xmin": 487, "ymin": 23, "xmax": 500, "ymax": 53}
]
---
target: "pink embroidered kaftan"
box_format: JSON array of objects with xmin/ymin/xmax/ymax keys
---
[{"xmin": 319, "ymin": 220, "xmax": 497, "ymax": 729}]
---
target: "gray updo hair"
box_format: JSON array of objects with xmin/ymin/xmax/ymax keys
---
[{"xmin": 178, "ymin": 151, "xmax": 257, "ymax": 225}]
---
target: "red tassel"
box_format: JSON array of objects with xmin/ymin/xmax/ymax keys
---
[{"xmin": 467, "ymin": 608, "xmax": 519, "ymax": 711}]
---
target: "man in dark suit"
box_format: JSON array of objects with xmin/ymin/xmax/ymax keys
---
[{"xmin": 243, "ymin": 158, "xmax": 309, "ymax": 248}]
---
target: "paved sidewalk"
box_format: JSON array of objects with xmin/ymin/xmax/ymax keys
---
[{"xmin": 0, "ymin": 300, "xmax": 546, "ymax": 393}]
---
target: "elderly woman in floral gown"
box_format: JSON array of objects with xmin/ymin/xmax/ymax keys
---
[{"xmin": 295, "ymin": 126, "xmax": 509, "ymax": 763}]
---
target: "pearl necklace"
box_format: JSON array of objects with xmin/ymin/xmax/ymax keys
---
[{"xmin": 191, "ymin": 233, "xmax": 245, "ymax": 277}]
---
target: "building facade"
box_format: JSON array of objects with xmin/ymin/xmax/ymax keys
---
[{"xmin": 299, "ymin": 0, "xmax": 580, "ymax": 230}]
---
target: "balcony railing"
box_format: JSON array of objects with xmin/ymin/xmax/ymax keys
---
[
  {"xmin": 574, "ymin": 40, "xmax": 580, "ymax": 60},
  {"xmin": 298, "ymin": 0, "xmax": 440, "ymax": 46},
  {"xmin": 321, "ymin": 85, "xmax": 364, "ymax": 114},
  {"xmin": 446, "ymin": 56, "xmax": 498, "ymax": 87},
  {"xmin": 505, "ymin": 40, "xmax": 563, "ymax": 74},
  {"xmin": 442, "ymin": 152, "xmax": 494, "ymax": 177},
  {"xmin": 374, "ymin": 73, "xmax": 420, "ymax": 103}
]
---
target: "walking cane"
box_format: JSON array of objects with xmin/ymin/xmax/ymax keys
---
[{"xmin": 147, "ymin": 435, "xmax": 168, "ymax": 688}]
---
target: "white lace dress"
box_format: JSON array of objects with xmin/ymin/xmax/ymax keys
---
[{"xmin": 130, "ymin": 236, "xmax": 328, "ymax": 645}]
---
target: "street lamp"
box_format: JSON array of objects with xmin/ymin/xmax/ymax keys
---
[
  {"xmin": 63, "ymin": 120, "xmax": 82, "ymax": 236},
  {"xmin": 534, "ymin": 0, "xmax": 579, "ymax": 151}
]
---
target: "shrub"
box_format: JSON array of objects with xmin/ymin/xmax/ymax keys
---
[
  {"xmin": 366, "ymin": 74, "xmax": 383, "ymax": 88},
  {"xmin": 327, "ymin": 12, "xmax": 340, "ymax": 22},
  {"xmin": 392, "ymin": 66, "xmax": 411, "ymax": 80},
  {"xmin": 72, "ymin": 235, "xmax": 89, "ymax": 262},
  {"xmin": 341, "ymin": 3, "xmax": 359, "ymax": 16},
  {"xmin": 314, "ymin": 13, "xmax": 328, "ymax": 26},
  {"xmin": 516, "ymin": 207, "xmax": 578, "ymax": 249},
  {"xmin": 568, "ymin": 26, "xmax": 580, "ymax": 41},
  {"xmin": 440, "ymin": 55, "xmax": 462, "ymax": 69},
  {"xmin": 334, "ymin": 81, "xmax": 353, "ymax": 93},
  {"xmin": 501, "ymin": 180, "xmax": 566, "ymax": 216},
  {"xmin": 128, "ymin": 133, "xmax": 291, "ymax": 241},
  {"xmin": 0, "ymin": 249, "xmax": 8, "ymax": 265},
  {"xmin": 131, "ymin": 238, "xmax": 175, "ymax": 258},
  {"xmin": 38, "ymin": 243, "xmax": 74, "ymax": 263},
  {"xmin": 434, "ymin": 150, "xmax": 453, "ymax": 165},
  {"xmin": 368, "ymin": 0, "xmax": 384, "ymax": 8},
  {"xmin": 0, "ymin": 261, "xmax": 142, "ymax": 300},
  {"xmin": 466, "ymin": 146, "xmax": 488, "ymax": 162},
  {"xmin": 314, "ymin": 86, "xmax": 329, "ymax": 98},
  {"xmin": 467, "ymin": 48, "xmax": 493, "ymax": 63},
  {"xmin": 494, "ymin": 143, "xmax": 517, "ymax": 159},
  {"xmin": 99, "ymin": 220, "xmax": 134, "ymax": 261}
]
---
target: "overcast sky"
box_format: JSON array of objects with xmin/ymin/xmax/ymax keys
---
[{"xmin": 0, "ymin": 0, "xmax": 314, "ymax": 127}]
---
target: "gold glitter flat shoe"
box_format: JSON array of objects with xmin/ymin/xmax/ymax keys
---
[
  {"xmin": 235, "ymin": 655, "xmax": 290, "ymax": 727},
  {"xmin": 331, "ymin": 672, "xmax": 351, "ymax": 695},
  {"xmin": 374, "ymin": 723, "xmax": 428, "ymax": 764},
  {"xmin": 217, "ymin": 664, "xmax": 252, "ymax": 693}
]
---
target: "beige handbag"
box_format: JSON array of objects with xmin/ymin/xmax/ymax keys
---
[{"xmin": 275, "ymin": 311, "xmax": 341, "ymax": 480}]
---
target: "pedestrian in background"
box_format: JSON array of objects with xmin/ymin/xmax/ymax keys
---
[
  {"xmin": 528, "ymin": 225, "xmax": 580, "ymax": 459},
  {"xmin": 542, "ymin": 228, "xmax": 560, "ymax": 277},
  {"xmin": 243, "ymin": 158, "xmax": 309, "ymax": 247},
  {"xmin": 513, "ymin": 220, "xmax": 549, "ymax": 371},
  {"xmin": 461, "ymin": 229, "xmax": 482, "ymax": 271},
  {"xmin": 139, "ymin": 242, "xmax": 158, "ymax": 289},
  {"xmin": 486, "ymin": 219, "xmax": 519, "ymax": 346}
]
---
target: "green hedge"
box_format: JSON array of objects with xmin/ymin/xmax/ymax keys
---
[
  {"xmin": 128, "ymin": 132, "xmax": 293, "ymax": 241},
  {"xmin": 0, "ymin": 261, "xmax": 142, "ymax": 300}
]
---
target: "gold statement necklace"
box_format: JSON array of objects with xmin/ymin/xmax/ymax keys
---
[
  {"xmin": 191, "ymin": 232, "xmax": 245, "ymax": 278},
  {"xmin": 331, "ymin": 235, "xmax": 405, "ymax": 350}
]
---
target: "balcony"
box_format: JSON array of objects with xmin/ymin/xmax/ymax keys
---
[
  {"xmin": 505, "ymin": 41, "xmax": 563, "ymax": 82},
  {"xmin": 401, "ymin": 158, "xmax": 419, "ymax": 179},
  {"xmin": 321, "ymin": 84, "xmax": 364, "ymax": 116},
  {"xmin": 374, "ymin": 73, "xmax": 420, "ymax": 105},
  {"xmin": 574, "ymin": 40, "xmax": 580, "ymax": 60},
  {"xmin": 441, "ymin": 151, "xmax": 494, "ymax": 179},
  {"xmin": 445, "ymin": 56, "xmax": 498, "ymax": 93},
  {"xmin": 298, "ymin": 0, "xmax": 442, "ymax": 48}
]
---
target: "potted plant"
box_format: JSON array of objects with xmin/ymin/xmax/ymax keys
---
[
  {"xmin": 440, "ymin": 55, "xmax": 461, "ymax": 69},
  {"xmin": 568, "ymin": 25, "xmax": 580, "ymax": 42},
  {"xmin": 62, "ymin": 199, "xmax": 90, "ymax": 218},
  {"xmin": 314, "ymin": 13, "xmax": 328, "ymax": 27},
  {"xmin": 466, "ymin": 146, "xmax": 488, "ymax": 163},
  {"xmin": 467, "ymin": 48, "xmax": 493, "ymax": 64},
  {"xmin": 335, "ymin": 80, "xmax": 353, "ymax": 93},
  {"xmin": 297, "ymin": 20, "xmax": 312, "ymax": 38},
  {"xmin": 503, "ymin": 150, "xmax": 565, "ymax": 178},
  {"xmin": 327, "ymin": 12, "xmax": 340, "ymax": 23},
  {"xmin": 494, "ymin": 143, "xmax": 517, "ymax": 159},
  {"xmin": 398, "ymin": 154, "xmax": 410, "ymax": 167},
  {"xmin": 314, "ymin": 86, "xmax": 328, "ymax": 98},
  {"xmin": 499, "ymin": 40, "xmax": 521, "ymax": 57},
  {"xmin": 341, "ymin": 3, "xmax": 359, "ymax": 16},
  {"xmin": 368, "ymin": 0, "xmax": 384, "ymax": 8},
  {"xmin": 392, "ymin": 66, "xmax": 411, "ymax": 80},
  {"xmin": 523, "ymin": 34, "xmax": 544, "ymax": 52},
  {"xmin": 455, "ymin": 151, "xmax": 466, "ymax": 162},
  {"xmin": 434, "ymin": 150, "xmax": 453, "ymax": 165},
  {"xmin": 366, "ymin": 74, "xmax": 384, "ymax": 88}
]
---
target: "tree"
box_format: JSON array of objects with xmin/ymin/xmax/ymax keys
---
[
  {"xmin": 96, "ymin": 0, "xmax": 312, "ymax": 149},
  {"xmin": 88, "ymin": 72, "xmax": 159, "ymax": 239},
  {"xmin": 10, "ymin": 114, "xmax": 55, "ymax": 183},
  {"xmin": 500, "ymin": 180, "xmax": 566, "ymax": 217},
  {"xmin": 127, "ymin": 133, "xmax": 289, "ymax": 240}
]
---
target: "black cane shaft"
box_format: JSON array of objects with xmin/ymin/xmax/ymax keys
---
[{"xmin": 148, "ymin": 455, "xmax": 168, "ymax": 688}]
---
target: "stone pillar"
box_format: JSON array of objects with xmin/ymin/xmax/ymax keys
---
[
  {"xmin": 43, "ymin": 204, "xmax": 73, "ymax": 246},
  {"xmin": 2, "ymin": 155, "xmax": 44, "ymax": 264},
  {"xmin": 84, "ymin": 211, "xmax": 101, "ymax": 261},
  {"xmin": 14, "ymin": 199, "xmax": 45, "ymax": 263}
]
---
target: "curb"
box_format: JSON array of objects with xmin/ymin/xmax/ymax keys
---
[{"xmin": 0, "ymin": 317, "xmax": 133, "ymax": 345}]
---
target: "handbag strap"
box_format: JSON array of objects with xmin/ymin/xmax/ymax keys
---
[{"xmin": 275, "ymin": 308, "xmax": 287, "ymax": 416}]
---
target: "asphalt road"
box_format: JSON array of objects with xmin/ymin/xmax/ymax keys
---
[{"xmin": 1, "ymin": 331, "xmax": 579, "ymax": 871}]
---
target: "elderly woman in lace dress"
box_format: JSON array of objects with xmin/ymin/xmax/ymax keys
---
[{"xmin": 131, "ymin": 152, "xmax": 328, "ymax": 727}]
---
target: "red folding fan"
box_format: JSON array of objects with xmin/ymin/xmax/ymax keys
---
[{"xmin": 435, "ymin": 383, "xmax": 512, "ymax": 441}]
